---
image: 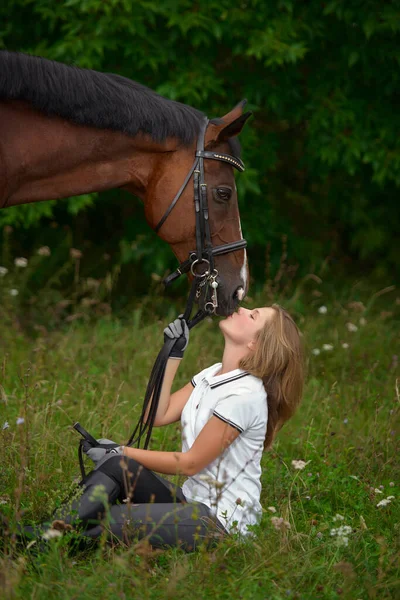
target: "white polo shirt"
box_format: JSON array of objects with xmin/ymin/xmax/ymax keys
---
[{"xmin": 180, "ymin": 362, "xmax": 268, "ymax": 536}]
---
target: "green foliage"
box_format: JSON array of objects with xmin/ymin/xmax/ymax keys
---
[
  {"xmin": 0, "ymin": 0, "xmax": 399, "ymax": 281},
  {"xmin": 1, "ymin": 280, "xmax": 399, "ymax": 598}
]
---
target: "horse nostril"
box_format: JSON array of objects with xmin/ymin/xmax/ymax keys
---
[{"xmin": 234, "ymin": 287, "xmax": 245, "ymax": 301}]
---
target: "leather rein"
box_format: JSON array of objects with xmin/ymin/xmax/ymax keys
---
[{"xmin": 74, "ymin": 116, "xmax": 248, "ymax": 474}]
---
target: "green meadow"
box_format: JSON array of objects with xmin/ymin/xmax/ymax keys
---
[{"xmin": 0, "ymin": 273, "xmax": 399, "ymax": 600}]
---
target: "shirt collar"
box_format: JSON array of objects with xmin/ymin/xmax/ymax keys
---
[{"xmin": 205, "ymin": 363, "xmax": 251, "ymax": 389}]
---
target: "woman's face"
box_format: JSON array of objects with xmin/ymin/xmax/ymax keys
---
[{"xmin": 219, "ymin": 306, "xmax": 276, "ymax": 347}]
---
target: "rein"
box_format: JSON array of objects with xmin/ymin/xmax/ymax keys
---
[{"xmin": 74, "ymin": 117, "xmax": 247, "ymax": 478}]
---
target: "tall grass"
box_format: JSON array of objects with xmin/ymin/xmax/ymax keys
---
[{"xmin": 0, "ymin": 272, "xmax": 399, "ymax": 599}]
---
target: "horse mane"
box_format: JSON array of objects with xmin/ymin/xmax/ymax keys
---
[{"xmin": 0, "ymin": 51, "xmax": 205, "ymax": 145}]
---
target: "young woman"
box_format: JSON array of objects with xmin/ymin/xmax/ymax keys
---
[{"xmin": 23, "ymin": 304, "xmax": 304, "ymax": 552}]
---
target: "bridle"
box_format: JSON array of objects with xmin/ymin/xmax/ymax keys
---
[
  {"xmin": 73, "ymin": 117, "xmax": 250, "ymax": 468},
  {"xmin": 154, "ymin": 117, "xmax": 247, "ymax": 315}
]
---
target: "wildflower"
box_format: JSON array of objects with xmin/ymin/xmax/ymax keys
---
[
  {"xmin": 267, "ymin": 506, "xmax": 277, "ymax": 513},
  {"xmin": 291, "ymin": 459, "xmax": 310, "ymax": 470},
  {"xmin": 333, "ymin": 514, "xmax": 345, "ymax": 522},
  {"xmin": 342, "ymin": 343, "xmax": 349, "ymax": 349},
  {"xmin": 312, "ymin": 348, "xmax": 320, "ymax": 356},
  {"xmin": 389, "ymin": 482, "xmax": 394, "ymax": 487},
  {"xmin": 271, "ymin": 516, "xmax": 291, "ymax": 531},
  {"xmin": 318, "ymin": 306, "xmax": 328, "ymax": 314},
  {"xmin": 14, "ymin": 257, "xmax": 28, "ymax": 268},
  {"xmin": 359, "ymin": 317, "xmax": 367, "ymax": 326},
  {"xmin": 322, "ymin": 344, "xmax": 334, "ymax": 351},
  {"xmin": 2, "ymin": 422, "xmax": 9, "ymax": 430},
  {"xmin": 38, "ymin": 246, "xmax": 51, "ymax": 257},
  {"xmin": 9, "ymin": 289, "xmax": 19, "ymax": 296},
  {"xmin": 70, "ymin": 248, "xmax": 82, "ymax": 259},
  {"xmin": 374, "ymin": 488, "xmax": 383, "ymax": 494},
  {"xmin": 42, "ymin": 528, "xmax": 63, "ymax": 540},
  {"xmin": 0, "ymin": 266, "xmax": 8, "ymax": 277},
  {"xmin": 330, "ymin": 524, "xmax": 352, "ymax": 547},
  {"xmin": 16, "ymin": 417, "xmax": 24, "ymax": 425},
  {"xmin": 316, "ymin": 531, "xmax": 323, "ymax": 539},
  {"xmin": 377, "ymin": 496, "xmax": 395, "ymax": 508},
  {"xmin": 343, "ymin": 418, "xmax": 348, "ymax": 424},
  {"xmin": 346, "ymin": 322, "xmax": 358, "ymax": 332}
]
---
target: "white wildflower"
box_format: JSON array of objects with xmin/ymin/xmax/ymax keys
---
[
  {"xmin": 343, "ymin": 418, "xmax": 348, "ymax": 424},
  {"xmin": 16, "ymin": 417, "xmax": 24, "ymax": 425},
  {"xmin": 346, "ymin": 322, "xmax": 358, "ymax": 332},
  {"xmin": 389, "ymin": 482, "xmax": 394, "ymax": 487},
  {"xmin": 2, "ymin": 422, "xmax": 9, "ymax": 430},
  {"xmin": 37, "ymin": 246, "xmax": 51, "ymax": 257},
  {"xmin": 14, "ymin": 257, "xmax": 28, "ymax": 268},
  {"xmin": 267, "ymin": 506, "xmax": 277, "ymax": 513},
  {"xmin": 42, "ymin": 528, "xmax": 63, "ymax": 540},
  {"xmin": 374, "ymin": 488, "xmax": 383, "ymax": 494},
  {"xmin": 322, "ymin": 344, "xmax": 334, "ymax": 351},
  {"xmin": 318, "ymin": 305, "xmax": 328, "ymax": 314},
  {"xmin": 0, "ymin": 499, "xmax": 7, "ymax": 505},
  {"xmin": 342, "ymin": 343, "xmax": 349, "ymax": 349},
  {"xmin": 0, "ymin": 266, "xmax": 8, "ymax": 277},
  {"xmin": 312, "ymin": 348, "xmax": 320, "ymax": 356},
  {"xmin": 291, "ymin": 459, "xmax": 310, "ymax": 470},
  {"xmin": 359, "ymin": 317, "xmax": 367, "ymax": 326},
  {"xmin": 377, "ymin": 496, "xmax": 395, "ymax": 508},
  {"xmin": 330, "ymin": 524, "xmax": 352, "ymax": 547},
  {"xmin": 271, "ymin": 517, "xmax": 291, "ymax": 531},
  {"xmin": 9, "ymin": 289, "xmax": 19, "ymax": 296},
  {"xmin": 333, "ymin": 513, "xmax": 345, "ymax": 522}
]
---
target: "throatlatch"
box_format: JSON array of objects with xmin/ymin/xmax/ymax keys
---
[{"xmin": 74, "ymin": 117, "xmax": 248, "ymax": 478}]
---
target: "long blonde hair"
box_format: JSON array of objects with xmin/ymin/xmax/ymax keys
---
[{"xmin": 239, "ymin": 304, "xmax": 304, "ymax": 450}]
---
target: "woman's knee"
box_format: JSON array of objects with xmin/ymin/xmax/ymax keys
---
[{"xmin": 98, "ymin": 455, "xmax": 144, "ymax": 478}]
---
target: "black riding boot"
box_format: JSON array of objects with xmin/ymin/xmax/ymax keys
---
[
  {"xmin": 51, "ymin": 468, "xmax": 121, "ymax": 528},
  {"xmin": 19, "ymin": 469, "xmax": 121, "ymax": 548}
]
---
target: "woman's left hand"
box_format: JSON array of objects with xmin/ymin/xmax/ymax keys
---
[{"xmin": 83, "ymin": 438, "xmax": 124, "ymax": 466}]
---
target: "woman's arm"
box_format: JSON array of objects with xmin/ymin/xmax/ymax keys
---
[
  {"xmin": 121, "ymin": 416, "xmax": 240, "ymax": 476},
  {"xmin": 143, "ymin": 357, "xmax": 181, "ymax": 425},
  {"xmin": 143, "ymin": 358, "xmax": 195, "ymax": 427}
]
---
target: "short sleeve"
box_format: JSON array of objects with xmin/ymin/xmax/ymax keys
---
[
  {"xmin": 191, "ymin": 363, "xmax": 221, "ymax": 388},
  {"xmin": 213, "ymin": 393, "xmax": 259, "ymax": 433}
]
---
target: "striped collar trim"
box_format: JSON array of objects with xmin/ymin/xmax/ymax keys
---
[
  {"xmin": 209, "ymin": 372, "xmax": 250, "ymax": 389},
  {"xmin": 205, "ymin": 365, "xmax": 251, "ymax": 389}
]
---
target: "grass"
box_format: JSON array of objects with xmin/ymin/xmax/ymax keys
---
[{"xmin": 0, "ymin": 275, "xmax": 399, "ymax": 600}]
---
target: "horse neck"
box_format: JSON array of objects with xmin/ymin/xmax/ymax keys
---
[{"xmin": 0, "ymin": 101, "xmax": 172, "ymax": 208}]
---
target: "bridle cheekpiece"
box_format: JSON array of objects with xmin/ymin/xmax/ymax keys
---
[{"xmin": 154, "ymin": 117, "xmax": 247, "ymax": 315}]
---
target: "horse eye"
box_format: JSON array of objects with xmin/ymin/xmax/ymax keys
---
[{"xmin": 214, "ymin": 187, "xmax": 232, "ymax": 202}]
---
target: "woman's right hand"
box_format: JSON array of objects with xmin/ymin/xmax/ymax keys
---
[{"xmin": 163, "ymin": 316, "xmax": 189, "ymax": 358}]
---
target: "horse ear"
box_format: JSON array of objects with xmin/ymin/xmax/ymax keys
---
[{"xmin": 205, "ymin": 100, "xmax": 252, "ymax": 146}]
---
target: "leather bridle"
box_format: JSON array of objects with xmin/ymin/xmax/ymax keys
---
[
  {"xmin": 72, "ymin": 117, "xmax": 250, "ymax": 467},
  {"xmin": 155, "ymin": 117, "xmax": 247, "ymax": 314}
]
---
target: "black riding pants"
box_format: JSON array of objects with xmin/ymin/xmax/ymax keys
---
[{"xmin": 81, "ymin": 455, "xmax": 227, "ymax": 552}]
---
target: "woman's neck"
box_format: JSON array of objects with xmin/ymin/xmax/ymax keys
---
[{"xmin": 219, "ymin": 343, "xmax": 249, "ymax": 375}]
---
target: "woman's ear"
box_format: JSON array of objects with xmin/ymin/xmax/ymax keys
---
[{"xmin": 247, "ymin": 339, "xmax": 256, "ymax": 352}]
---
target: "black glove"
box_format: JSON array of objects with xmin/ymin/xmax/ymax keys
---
[{"xmin": 164, "ymin": 316, "xmax": 189, "ymax": 359}]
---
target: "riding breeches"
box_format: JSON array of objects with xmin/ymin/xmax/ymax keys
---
[{"xmin": 75, "ymin": 455, "xmax": 227, "ymax": 551}]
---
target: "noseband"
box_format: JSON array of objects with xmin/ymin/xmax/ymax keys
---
[{"xmin": 154, "ymin": 117, "xmax": 247, "ymax": 314}]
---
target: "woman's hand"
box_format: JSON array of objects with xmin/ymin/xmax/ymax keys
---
[
  {"xmin": 82, "ymin": 438, "xmax": 124, "ymax": 467},
  {"xmin": 164, "ymin": 316, "xmax": 189, "ymax": 358}
]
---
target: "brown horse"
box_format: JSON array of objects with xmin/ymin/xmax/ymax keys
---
[{"xmin": 0, "ymin": 52, "xmax": 252, "ymax": 315}]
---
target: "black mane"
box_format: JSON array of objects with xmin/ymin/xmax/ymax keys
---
[{"xmin": 0, "ymin": 51, "xmax": 205, "ymax": 145}]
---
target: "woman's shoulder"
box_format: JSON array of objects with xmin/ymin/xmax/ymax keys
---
[{"xmin": 191, "ymin": 362, "xmax": 221, "ymax": 387}]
